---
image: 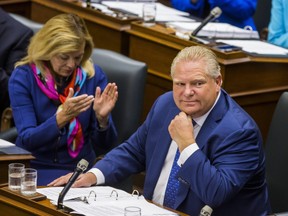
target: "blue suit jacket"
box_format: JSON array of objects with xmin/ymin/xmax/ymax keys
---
[{"xmin": 95, "ymin": 89, "xmax": 270, "ymax": 216}]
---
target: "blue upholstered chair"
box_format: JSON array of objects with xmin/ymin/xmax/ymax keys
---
[{"xmin": 265, "ymin": 92, "xmax": 288, "ymax": 214}]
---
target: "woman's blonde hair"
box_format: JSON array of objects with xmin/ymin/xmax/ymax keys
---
[{"xmin": 16, "ymin": 13, "xmax": 95, "ymax": 77}]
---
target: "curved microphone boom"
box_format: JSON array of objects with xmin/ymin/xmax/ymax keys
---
[
  {"xmin": 191, "ymin": 7, "xmax": 222, "ymax": 37},
  {"xmin": 57, "ymin": 159, "xmax": 89, "ymax": 209}
]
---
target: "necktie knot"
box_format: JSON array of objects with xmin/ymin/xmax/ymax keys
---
[{"xmin": 192, "ymin": 119, "xmax": 197, "ymax": 127}]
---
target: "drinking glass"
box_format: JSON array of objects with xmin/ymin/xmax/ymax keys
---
[
  {"xmin": 142, "ymin": 3, "xmax": 156, "ymax": 27},
  {"xmin": 8, "ymin": 163, "xmax": 25, "ymax": 191},
  {"xmin": 21, "ymin": 168, "xmax": 37, "ymax": 196},
  {"xmin": 124, "ymin": 206, "xmax": 141, "ymax": 216}
]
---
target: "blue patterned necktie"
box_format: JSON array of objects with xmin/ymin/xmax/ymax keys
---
[
  {"xmin": 163, "ymin": 149, "xmax": 180, "ymax": 209},
  {"xmin": 163, "ymin": 119, "xmax": 197, "ymax": 209}
]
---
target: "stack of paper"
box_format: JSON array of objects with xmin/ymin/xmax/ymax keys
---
[
  {"xmin": 217, "ymin": 39, "xmax": 288, "ymax": 56},
  {"xmin": 98, "ymin": 1, "xmax": 194, "ymax": 22}
]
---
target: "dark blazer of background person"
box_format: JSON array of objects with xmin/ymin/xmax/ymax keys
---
[{"xmin": 0, "ymin": 8, "xmax": 33, "ymax": 119}]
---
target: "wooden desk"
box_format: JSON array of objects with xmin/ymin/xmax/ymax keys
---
[
  {"xmin": 0, "ymin": 186, "xmax": 188, "ymax": 216},
  {"xmin": 127, "ymin": 22, "xmax": 288, "ymax": 141},
  {"xmin": 0, "ymin": 153, "xmax": 34, "ymax": 187},
  {"xmin": 29, "ymin": 0, "xmax": 138, "ymax": 55},
  {"xmin": 1, "ymin": 0, "xmax": 138, "ymax": 55},
  {"xmin": 0, "ymin": 0, "xmax": 31, "ymax": 17},
  {"xmin": 0, "ymin": 187, "xmax": 69, "ymax": 216}
]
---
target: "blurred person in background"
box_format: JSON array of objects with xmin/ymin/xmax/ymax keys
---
[
  {"xmin": 268, "ymin": 0, "xmax": 288, "ymax": 48},
  {"xmin": 0, "ymin": 8, "xmax": 33, "ymax": 124}
]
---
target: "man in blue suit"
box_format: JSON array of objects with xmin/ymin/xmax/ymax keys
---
[{"xmin": 50, "ymin": 46, "xmax": 270, "ymax": 215}]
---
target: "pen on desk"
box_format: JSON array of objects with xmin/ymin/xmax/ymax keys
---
[{"xmin": 189, "ymin": 35, "xmax": 210, "ymax": 45}]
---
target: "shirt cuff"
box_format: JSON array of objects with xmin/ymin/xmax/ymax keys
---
[
  {"xmin": 178, "ymin": 143, "xmax": 199, "ymax": 166},
  {"xmin": 88, "ymin": 168, "xmax": 105, "ymax": 185}
]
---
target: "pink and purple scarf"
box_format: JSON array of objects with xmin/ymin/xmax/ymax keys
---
[{"xmin": 31, "ymin": 63, "xmax": 86, "ymax": 158}]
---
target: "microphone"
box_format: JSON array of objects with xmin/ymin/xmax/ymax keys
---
[
  {"xmin": 191, "ymin": 7, "xmax": 222, "ymax": 37},
  {"xmin": 199, "ymin": 205, "xmax": 213, "ymax": 216},
  {"xmin": 57, "ymin": 159, "xmax": 89, "ymax": 209}
]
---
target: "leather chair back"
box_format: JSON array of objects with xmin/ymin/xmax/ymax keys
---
[
  {"xmin": 92, "ymin": 48, "xmax": 147, "ymax": 145},
  {"xmin": 0, "ymin": 127, "xmax": 17, "ymax": 143},
  {"xmin": 265, "ymin": 92, "xmax": 288, "ymax": 213}
]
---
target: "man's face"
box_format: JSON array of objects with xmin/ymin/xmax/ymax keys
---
[{"xmin": 172, "ymin": 60, "xmax": 222, "ymax": 118}]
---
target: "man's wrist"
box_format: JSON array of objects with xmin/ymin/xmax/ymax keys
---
[{"xmin": 88, "ymin": 168, "xmax": 105, "ymax": 185}]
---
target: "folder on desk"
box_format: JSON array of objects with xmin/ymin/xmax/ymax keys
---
[
  {"xmin": 0, "ymin": 139, "xmax": 31, "ymax": 155},
  {"xmin": 167, "ymin": 22, "xmax": 259, "ymax": 39}
]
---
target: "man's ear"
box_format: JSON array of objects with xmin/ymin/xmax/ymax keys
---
[{"xmin": 215, "ymin": 75, "xmax": 222, "ymax": 87}]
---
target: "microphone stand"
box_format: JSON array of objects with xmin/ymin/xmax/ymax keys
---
[
  {"xmin": 57, "ymin": 159, "xmax": 89, "ymax": 210},
  {"xmin": 190, "ymin": 7, "xmax": 222, "ymax": 37}
]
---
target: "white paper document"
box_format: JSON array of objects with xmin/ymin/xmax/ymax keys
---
[
  {"xmin": 217, "ymin": 39, "xmax": 288, "ymax": 56},
  {"xmin": 99, "ymin": 1, "xmax": 192, "ymax": 22},
  {"xmin": 0, "ymin": 139, "xmax": 15, "ymax": 147},
  {"xmin": 37, "ymin": 186, "xmax": 178, "ymax": 216}
]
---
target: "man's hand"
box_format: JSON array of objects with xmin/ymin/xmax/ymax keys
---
[
  {"xmin": 47, "ymin": 172, "xmax": 97, "ymax": 188},
  {"xmin": 168, "ymin": 111, "xmax": 195, "ymax": 152}
]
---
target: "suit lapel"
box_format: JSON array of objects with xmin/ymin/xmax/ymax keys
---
[{"xmin": 196, "ymin": 90, "xmax": 227, "ymax": 149}]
